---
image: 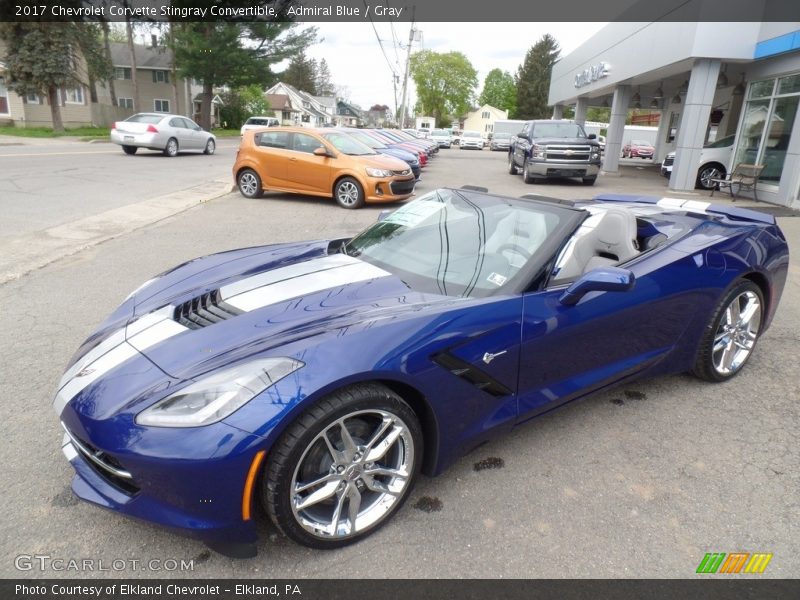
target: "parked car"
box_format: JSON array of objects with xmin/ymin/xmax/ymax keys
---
[
  {"xmin": 661, "ymin": 135, "xmax": 735, "ymax": 190},
  {"xmin": 337, "ymin": 128, "xmax": 422, "ymax": 179},
  {"xmin": 622, "ymin": 140, "xmax": 655, "ymax": 159},
  {"xmin": 233, "ymin": 127, "xmax": 415, "ymax": 209},
  {"xmin": 363, "ymin": 130, "xmax": 429, "ymax": 165},
  {"xmin": 240, "ymin": 116, "xmax": 279, "ymax": 135},
  {"xmin": 430, "ymin": 129, "xmax": 452, "ymax": 148},
  {"xmin": 110, "ymin": 113, "xmax": 216, "ymax": 157},
  {"xmin": 490, "ymin": 132, "xmax": 513, "ymax": 151},
  {"xmin": 54, "ymin": 187, "xmax": 787, "ymax": 556},
  {"xmin": 508, "ymin": 120, "xmax": 602, "ymax": 185},
  {"xmin": 459, "ymin": 130, "xmax": 484, "ymax": 150},
  {"xmin": 381, "ymin": 129, "xmax": 439, "ymax": 156}
]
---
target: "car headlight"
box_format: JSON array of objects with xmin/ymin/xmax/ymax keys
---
[
  {"xmin": 136, "ymin": 357, "xmax": 303, "ymax": 427},
  {"xmin": 366, "ymin": 167, "xmax": 394, "ymax": 177},
  {"xmin": 531, "ymin": 144, "xmax": 547, "ymax": 158}
]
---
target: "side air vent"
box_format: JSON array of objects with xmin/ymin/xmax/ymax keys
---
[
  {"xmin": 432, "ymin": 352, "xmax": 513, "ymax": 398},
  {"xmin": 173, "ymin": 290, "xmax": 244, "ymax": 330}
]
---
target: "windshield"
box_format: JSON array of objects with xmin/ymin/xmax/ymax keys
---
[
  {"xmin": 344, "ymin": 189, "xmax": 571, "ymax": 297},
  {"xmin": 432, "ymin": 129, "xmax": 447, "ymax": 136},
  {"xmin": 531, "ymin": 122, "xmax": 586, "ymax": 138},
  {"xmin": 348, "ymin": 131, "xmax": 385, "ymax": 149},
  {"xmin": 463, "ymin": 131, "xmax": 480, "ymax": 138},
  {"xmin": 494, "ymin": 133, "xmax": 511, "ymax": 139},
  {"xmin": 631, "ymin": 140, "xmax": 652, "ymax": 146},
  {"xmin": 321, "ymin": 133, "xmax": 376, "ymax": 156},
  {"xmin": 127, "ymin": 114, "xmax": 163, "ymax": 124}
]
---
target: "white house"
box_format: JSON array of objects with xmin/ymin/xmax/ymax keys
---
[
  {"xmin": 265, "ymin": 82, "xmax": 334, "ymax": 127},
  {"xmin": 462, "ymin": 104, "xmax": 509, "ymax": 139}
]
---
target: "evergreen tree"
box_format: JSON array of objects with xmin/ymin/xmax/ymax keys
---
[
  {"xmin": 515, "ymin": 34, "xmax": 561, "ymax": 120},
  {"xmin": 315, "ymin": 58, "xmax": 334, "ymax": 96},
  {"xmin": 478, "ymin": 69, "xmax": 516, "ymax": 116},
  {"xmin": 282, "ymin": 51, "xmax": 318, "ymax": 94}
]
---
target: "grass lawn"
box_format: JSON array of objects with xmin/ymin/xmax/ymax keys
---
[
  {"xmin": 0, "ymin": 126, "xmax": 109, "ymax": 139},
  {"xmin": 211, "ymin": 128, "xmax": 241, "ymax": 138}
]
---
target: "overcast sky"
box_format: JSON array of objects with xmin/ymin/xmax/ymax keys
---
[{"xmin": 297, "ymin": 22, "xmax": 607, "ymax": 112}]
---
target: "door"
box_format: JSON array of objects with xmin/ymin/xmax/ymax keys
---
[
  {"xmin": 181, "ymin": 118, "xmax": 204, "ymax": 150},
  {"xmin": 168, "ymin": 117, "xmax": 192, "ymax": 149},
  {"xmin": 287, "ymin": 132, "xmax": 332, "ymax": 194},
  {"xmin": 252, "ymin": 131, "xmax": 291, "ymax": 186},
  {"xmin": 514, "ymin": 122, "xmax": 531, "ymax": 166}
]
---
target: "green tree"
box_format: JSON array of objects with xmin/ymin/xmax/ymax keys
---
[
  {"xmin": 73, "ymin": 23, "xmax": 113, "ymax": 104},
  {"xmin": 0, "ymin": 23, "xmax": 84, "ymax": 131},
  {"xmin": 282, "ymin": 50, "xmax": 318, "ymax": 94},
  {"xmin": 409, "ymin": 50, "xmax": 477, "ymax": 126},
  {"xmin": 170, "ymin": 13, "xmax": 317, "ymax": 129},
  {"xmin": 219, "ymin": 85, "xmax": 271, "ymax": 129},
  {"xmin": 586, "ymin": 107, "xmax": 611, "ymax": 123},
  {"xmin": 315, "ymin": 58, "xmax": 334, "ymax": 96},
  {"xmin": 515, "ymin": 34, "xmax": 560, "ymax": 120},
  {"xmin": 478, "ymin": 69, "xmax": 516, "ymax": 116}
]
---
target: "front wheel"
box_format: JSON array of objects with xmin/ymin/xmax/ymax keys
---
[
  {"xmin": 263, "ymin": 384, "xmax": 422, "ymax": 549},
  {"xmin": 697, "ymin": 164, "xmax": 725, "ymax": 190},
  {"xmin": 122, "ymin": 145, "xmax": 137, "ymax": 155},
  {"xmin": 334, "ymin": 177, "xmax": 365, "ymax": 209},
  {"xmin": 163, "ymin": 137, "xmax": 178, "ymax": 157},
  {"xmin": 204, "ymin": 139, "xmax": 216, "ymax": 155},
  {"xmin": 692, "ymin": 280, "xmax": 764, "ymax": 382},
  {"xmin": 508, "ymin": 153, "xmax": 518, "ymax": 174},
  {"xmin": 522, "ymin": 161, "xmax": 536, "ymax": 184}
]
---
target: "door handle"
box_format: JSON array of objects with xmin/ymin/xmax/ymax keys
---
[{"xmin": 289, "ymin": 157, "xmax": 298, "ymax": 161}]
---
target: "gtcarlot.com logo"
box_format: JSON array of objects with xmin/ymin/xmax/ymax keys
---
[
  {"xmin": 696, "ymin": 552, "xmax": 773, "ymax": 574},
  {"xmin": 15, "ymin": 554, "xmax": 194, "ymax": 572}
]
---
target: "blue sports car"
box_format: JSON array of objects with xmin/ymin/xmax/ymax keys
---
[{"xmin": 54, "ymin": 188, "xmax": 788, "ymax": 557}]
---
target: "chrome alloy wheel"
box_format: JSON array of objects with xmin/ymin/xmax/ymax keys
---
[
  {"xmin": 712, "ymin": 290, "xmax": 762, "ymax": 376},
  {"xmin": 290, "ymin": 409, "xmax": 414, "ymax": 540},
  {"xmin": 238, "ymin": 172, "xmax": 258, "ymax": 196},
  {"xmin": 336, "ymin": 181, "xmax": 360, "ymax": 207},
  {"xmin": 699, "ymin": 166, "xmax": 723, "ymax": 190}
]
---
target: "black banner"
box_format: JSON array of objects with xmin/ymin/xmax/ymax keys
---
[
  {"xmin": 2, "ymin": 0, "xmax": 800, "ymax": 22},
  {"xmin": 4, "ymin": 579, "xmax": 800, "ymax": 600}
]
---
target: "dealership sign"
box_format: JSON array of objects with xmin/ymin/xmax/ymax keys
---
[{"xmin": 574, "ymin": 62, "xmax": 610, "ymax": 88}]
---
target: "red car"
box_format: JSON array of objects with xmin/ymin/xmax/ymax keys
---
[{"xmin": 622, "ymin": 140, "xmax": 655, "ymax": 159}]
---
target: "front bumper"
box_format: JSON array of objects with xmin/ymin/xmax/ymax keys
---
[
  {"xmin": 461, "ymin": 141, "xmax": 484, "ymax": 149},
  {"xmin": 526, "ymin": 159, "xmax": 601, "ymax": 178},
  {"xmin": 365, "ymin": 176, "xmax": 416, "ymax": 202}
]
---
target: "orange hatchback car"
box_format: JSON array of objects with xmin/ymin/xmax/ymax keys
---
[{"xmin": 233, "ymin": 127, "xmax": 416, "ymax": 209}]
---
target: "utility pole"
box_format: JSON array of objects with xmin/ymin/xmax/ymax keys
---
[
  {"xmin": 393, "ymin": 75, "xmax": 399, "ymax": 125},
  {"xmin": 398, "ymin": 8, "xmax": 415, "ymax": 129}
]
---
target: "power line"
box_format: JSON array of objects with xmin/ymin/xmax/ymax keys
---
[{"xmin": 365, "ymin": 2, "xmax": 398, "ymax": 77}]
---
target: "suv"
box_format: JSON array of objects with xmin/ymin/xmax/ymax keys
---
[
  {"xmin": 429, "ymin": 128, "xmax": 452, "ymax": 148},
  {"xmin": 240, "ymin": 116, "xmax": 279, "ymax": 135},
  {"xmin": 508, "ymin": 120, "xmax": 602, "ymax": 185},
  {"xmin": 661, "ymin": 135, "xmax": 734, "ymax": 190}
]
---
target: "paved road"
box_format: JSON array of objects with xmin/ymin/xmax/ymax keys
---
[
  {"xmin": 0, "ymin": 149, "xmax": 797, "ymax": 579},
  {"xmin": 0, "ymin": 137, "xmax": 241, "ymax": 243}
]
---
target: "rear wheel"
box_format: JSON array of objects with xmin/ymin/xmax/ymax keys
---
[
  {"xmin": 263, "ymin": 384, "xmax": 422, "ymax": 549},
  {"xmin": 237, "ymin": 168, "xmax": 262, "ymax": 198},
  {"xmin": 334, "ymin": 177, "xmax": 365, "ymax": 209},
  {"xmin": 163, "ymin": 137, "xmax": 178, "ymax": 157},
  {"xmin": 692, "ymin": 280, "xmax": 764, "ymax": 382},
  {"xmin": 122, "ymin": 145, "xmax": 137, "ymax": 155}
]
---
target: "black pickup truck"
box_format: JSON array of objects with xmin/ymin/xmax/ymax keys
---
[{"xmin": 508, "ymin": 120, "xmax": 602, "ymax": 185}]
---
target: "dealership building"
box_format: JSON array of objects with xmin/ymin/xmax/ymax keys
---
[{"xmin": 549, "ymin": 20, "xmax": 800, "ymax": 208}]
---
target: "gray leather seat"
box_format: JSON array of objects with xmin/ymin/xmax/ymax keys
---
[{"xmin": 556, "ymin": 208, "xmax": 639, "ymax": 280}]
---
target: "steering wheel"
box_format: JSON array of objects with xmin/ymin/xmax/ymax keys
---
[{"xmin": 495, "ymin": 243, "xmax": 532, "ymax": 262}]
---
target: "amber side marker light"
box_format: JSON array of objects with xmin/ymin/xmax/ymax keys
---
[{"xmin": 242, "ymin": 450, "xmax": 266, "ymax": 521}]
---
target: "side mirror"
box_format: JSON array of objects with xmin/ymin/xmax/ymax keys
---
[
  {"xmin": 559, "ymin": 267, "xmax": 635, "ymax": 306},
  {"xmin": 588, "ymin": 133, "xmax": 597, "ymax": 140},
  {"xmin": 313, "ymin": 147, "xmax": 331, "ymax": 157}
]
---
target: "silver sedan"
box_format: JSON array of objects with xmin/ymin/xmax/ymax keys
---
[{"xmin": 110, "ymin": 113, "xmax": 216, "ymax": 157}]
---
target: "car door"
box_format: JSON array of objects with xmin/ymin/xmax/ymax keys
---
[
  {"xmin": 515, "ymin": 248, "xmax": 704, "ymax": 422},
  {"xmin": 514, "ymin": 123, "xmax": 531, "ymax": 166},
  {"xmin": 251, "ymin": 131, "xmax": 291, "ymax": 186},
  {"xmin": 168, "ymin": 117, "xmax": 191, "ymax": 149},
  {"xmin": 181, "ymin": 118, "xmax": 204, "ymax": 150},
  {"xmin": 286, "ymin": 132, "xmax": 333, "ymax": 194}
]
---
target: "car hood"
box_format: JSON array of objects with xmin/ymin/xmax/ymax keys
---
[
  {"xmin": 536, "ymin": 137, "xmax": 599, "ymax": 146},
  {"xmin": 357, "ymin": 153, "xmax": 413, "ymax": 172},
  {"xmin": 122, "ymin": 242, "xmax": 447, "ymax": 381}
]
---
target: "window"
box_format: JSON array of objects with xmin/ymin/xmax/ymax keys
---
[
  {"xmin": 154, "ymin": 99, "xmax": 170, "ymax": 112},
  {"xmin": 256, "ymin": 131, "xmax": 289, "ymax": 149},
  {"xmin": 168, "ymin": 117, "xmax": 186, "ymax": 128},
  {"xmin": 152, "ymin": 70, "xmax": 169, "ymax": 84},
  {"xmin": 114, "ymin": 67, "xmax": 132, "ymax": 80},
  {"xmin": 482, "ymin": 111, "xmax": 490, "ymax": 119},
  {"xmin": 0, "ymin": 77, "xmax": 8, "ymax": 114},
  {"xmin": 26, "ymin": 93, "xmax": 40, "ymax": 104},
  {"xmin": 292, "ymin": 132, "xmax": 324, "ymax": 153},
  {"xmin": 733, "ymin": 74, "xmax": 800, "ymax": 185},
  {"xmin": 301, "ymin": 114, "xmax": 310, "ymax": 123},
  {"xmin": 117, "ymin": 97, "xmax": 133, "ymax": 109},
  {"xmin": 63, "ymin": 87, "xmax": 84, "ymax": 104}
]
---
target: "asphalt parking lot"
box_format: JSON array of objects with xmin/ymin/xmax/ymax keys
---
[{"xmin": 0, "ymin": 145, "xmax": 797, "ymax": 578}]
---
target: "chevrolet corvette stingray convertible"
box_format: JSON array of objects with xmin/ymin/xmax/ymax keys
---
[{"xmin": 54, "ymin": 188, "xmax": 788, "ymax": 557}]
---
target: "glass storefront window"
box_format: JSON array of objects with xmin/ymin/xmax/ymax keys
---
[
  {"xmin": 734, "ymin": 73, "xmax": 800, "ymax": 186},
  {"xmin": 749, "ymin": 79, "xmax": 775, "ymax": 99}
]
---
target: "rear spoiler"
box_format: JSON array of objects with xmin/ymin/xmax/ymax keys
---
[{"xmin": 592, "ymin": 194, "xmax": 776, "ymax": 225}]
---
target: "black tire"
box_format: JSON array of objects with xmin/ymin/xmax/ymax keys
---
[
  {"xmin": 582, "ymin": 176, "xmax": 597, "ymax": 186},
  {"xmin": 522, "ymin": 161, "xmax": 535, "ymax": 184},
  {"xmin": 333, "ymin": 177, "xmax": 365, "ymax": 209},
  {"xmin": 263, "ymin": 383, "xmax": 423, "ymax": 549},
  {"xmin": 508, "ymin": 153, "xmax": 518, "ymax": 175},
  {"xmin": 122, "ymin": 145, "xmax": 137, "ymax": 155},
  {"xmin": 204, "ymin": 138, "xmax": 216, "ymax": 155},
  {"xmin": 696, "ymin": 164, "xmax": 725, "ymax": 190},
  {"xmin": 163, "ymin": 137, "xmax": 178, "ymax": 157},
  {"xmin": 237, "ymin": 168, "xmax": 263, "ymax": 198},
  {"xmin": 692, "ymin": 280, "xmax": 764, "ymax": 382}
]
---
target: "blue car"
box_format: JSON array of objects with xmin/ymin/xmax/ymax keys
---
[
  {"xmin": 336, "ymin": 128, "xmax": 422, "ymax": 180},
  {"xmin": 55, "ymin": 188, "xmax": 788, "ymax": 557}
]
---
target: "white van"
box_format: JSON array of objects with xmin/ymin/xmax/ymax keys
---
[{"xmin": 240, "ymin": 116, "xmax": 280, "ymax": 135}]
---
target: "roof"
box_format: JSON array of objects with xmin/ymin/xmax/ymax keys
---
[
  {"xmin": 266, "ymin": 94, "xmax": 296, "ymax": 111},
  {"xmin": 109, "ymin": 42, "xmax": 173, "ymax": 70}
]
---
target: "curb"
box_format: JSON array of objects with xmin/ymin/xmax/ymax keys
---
[{"xmin": 0, "ymin": 179, "xmax": 233, "ymax": 285}]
